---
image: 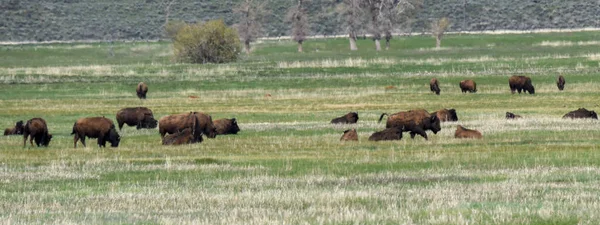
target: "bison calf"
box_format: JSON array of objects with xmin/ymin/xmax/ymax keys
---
[
  {"xmin": 368, "ymin": 127, "xmax": 403, "ymax": 141},
  {"xmin": 23, "ymin": 118, "xmax": 52, "ymax": 147},
  {"xmin": 162, "ymin": 128, "xmax": 203, "ymax": 145},
  {"xmin": 454, "ymin": 125, "xmax": 482, "ymax": 139},
  {"xmin": 72, "ymin": 117, "xmax": 121, "ymax": 148},
  {"xmin": 213, "ymin": 118, "xmax": 240, "ymax": 135},
  {"xmin": 136, "ymin": 82, "xmax": 148, "ymax": 99},
  {"xmin": 509, "ymin": 75, "xmax": 535, "ymax": 94},
  {"xmin": 459, "ymin": 80, "xmax": 477, "ymax": 93},
  {"xmin": 116, "ymin": 107, "xmax": 158, "ymax": 130},
  {"xmin": 331, "ymin": 112, "xmax": 359, "ymax": 124},
  {"xmin": 430, "ymin": 78, "xmax": 440, "ymax": 95},
  {"xmin": 506, "ymin": 112, "xmax": 522, "ymax": 119},
  {"xmin": 340, "ymin": 129, "xmax": 358, "ymax": 141},
  {"xmin": 4, "ymin": 120, "xmax": 24, "ymax": 136},
  {"xmin": 563, "ymin": 108, "xmax": 598, "ymax": 120},
  {"xmin": 557, "ymin": 75, "xmax": 565, "ymax": 91},
  {"xmin": 434, "ymin": 108, "xmax": 458, "ymax": 122}
]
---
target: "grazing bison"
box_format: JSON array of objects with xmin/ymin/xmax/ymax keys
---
[
  {"xmin": 506, "ymin": 112, "xmax": 522, "ymax": 119},
  {"xmin": 378, "ymin": 109, "xmax": 441, "ymax": 140},
  {"xmin": 162, "ymin": 128, "xmax": 203, "ymax": 145},
  {"xmin": 158, "ymin": 112, "xmax": 217, "ymax": 139},
  {"xmin": 430, "ymin": 78, "xmax": 440, "ymax": 95},
  {"xmin": 508, "ymin": 75, "xmax": 535, "ymax": 94},
  {"xmin": 340, "ymin": 128, "xmax": 358, "ymax": 141},
  {"xmin": 23, "ymin": 118, "xmax": 52, "ymax": 147},
  {"xmin": 454, "ymin": 125, "xmax": 482, "ymax": 139},
  {"xmin": 213, "ymin": 118, "xmax": 240, "ymax": 135},
  {"xmin": 562, "ymin": 108, "xmax": 598, "ymax": 120},
  {"xmin": 4, "ymin": 120, "xmax": 24, "ymax": 136},
  {"xmin": 434, "ymin": 108, "xmax": 458, "ymax": 122},
  {"xmin": 72, "ymin": 117, "xmax": 121, "ymax": 148},
  {"xmin": 368, "ymin": 127, "xmax": 403, "ymax": 141},
  {"xmin": 557, "ymin": 75, "xmax": 565, "ymax": 91},
  {"xmin": 115, "ymin": 107, "xmax": 158, "ymax": 130},
  {"xmin": 136, "ymin": 82, "xmax": 148, "ymax": 99},
  {"xmin": 331, "ymin": 112, "xmax": 359, "ymax": 124},
  {"xmin": 459, "ymin": 80, "xmax": 477, "ymax": 93}
]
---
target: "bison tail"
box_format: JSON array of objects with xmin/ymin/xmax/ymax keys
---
[
  {"xmin": 378, "ymin": 113, "xmax": 388, "ymax": 123},
  {"xmin": 70, "ymin": 122, "xmax": 77, "ymax": 135}
]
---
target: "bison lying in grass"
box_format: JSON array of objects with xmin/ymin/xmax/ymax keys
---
[
  {"xmin": 72, "ymin": 117, "xmax": 121, "ymax": 148},
  {"xmin": 213, "ymin": 118, "xmax": 240, "ymax": 135},
  {"xmin": 331, "ymin": 112, "xmax": 359, "ymax": 124},
  {"xmin": 23, "ymin": 118, "xmax": 52, "ymax": 147},
  {"xmin": 379, "ymin": 109, "xmax": 441, "ymax": 140},
  {"xmin": 4, "ymin": 120, "xmax": 24, "ymax": 136},
  {"xmin": 434, "ymin": 108, "xmax": 458, "ymax": 122},
  {"xmin": 368, "ymin": 127, "xmax": 403, "ymax": 141},
  {"xmin": 454, "ymin": 125, "xmax": 482, "ymax": 139},
  {"xmin": 563, "ymin": 108, "xmax": 598, "ymax": 120},
  {"xmin": 340, "ymin": 128, "xmax": 358, "ymax": 141},
  {"xmin": 116, "ymin": 107, "xmax": 158, "ymax": 130},
  {"xmin": 506, "ymin": 112, "xmax": 522, "ymax": 119},
  {"xmin": 162, "ymin": 128, "xmax": 202, "ymax": 145}
]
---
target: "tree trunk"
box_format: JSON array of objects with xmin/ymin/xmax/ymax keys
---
[
  {"xmin": 297, "ymin": 41, "xmax": 303, "ymax": 52},
  {"xmin": 374, "ymin": 39, "xmax": 381, "ymax": 51},
  {"xmin": 244, "ymin": 40, "xmax": 251, "ymax": 54},
  {"xmin": 385, "ymin": 39, "xmax": 390, "ymax": 50},
  {"xmin": 436, "ymin": 36, "xmax": 441, "ymax": 49},
  {"xmin": 349, "ymin": 34, "xmax": 358, "ymax": 51}
]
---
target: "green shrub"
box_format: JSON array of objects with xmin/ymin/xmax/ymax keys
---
[{"xmin": 172, "ymin": 20, "xmax": 241, "ymax": 64}]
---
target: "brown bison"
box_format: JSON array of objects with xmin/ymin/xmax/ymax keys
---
[
  {"xmin": 162, "ymin": 128, "xmax": 203, "ymax": 145},
  {"xmin": 158, "ymin": 112, "xmax": 217, "ymax": 139},
  {"xmin": 562, "ymin": 108, "xmax": 598, "ymax": 119},
  {"xmin": 455, "ymin": 125, "xmax": 482, "ymax": 139},
  {"xmin": 340, "ymin": 128, "xmax": 358, "ymax": 141},
  {"xmin": 368, "ymin": 127, "xmax": 403, "ymax": 141},
  {"xmin": 430, "ymin": 78, "xmax": 440, "ymax": 95},
  {"xmin": 459, "ymin": 80, "xmax": 477, "ymax": 93},
  {"xmin": 71, "ymin": 117, "xmax": 121, "ymax": 148},
  {"xmin": 509, "ymin": 75, "xmax": 535, "ymax": 94},
  {"xmin": 115, "ymin": 107, "xmax": 158, "ymax": 130},
  {"xmin": 331, "ymin": 112, "xmax": 359, "ymax": 124},
  {"xmin": 213, "ymin": 118, "xmax": 240, "ymax": 135},
  {"xmin": 506, "ymin": 112, "xmax": 522, "ymax": 119},
  {"xmin": 23, "ymin": 118, "xmax": 52, "ymax": 147},
  {"xmin": 434, "ymin": 108, "xmax": 458, "ymax": 122},
  {"xmin": 557, "ymin": 75, "xmax": 565, "ymax": 91},
  {"xmin": 4, "ymin": 120, "xmax": 24, "ymax": 136},
  {"xmin": 378, "ymin": 109, "xmax": 441, "ymax": 140},
  {"xmin": 136, "ymin": 82, "xmax": 148, "ymax": 99}
]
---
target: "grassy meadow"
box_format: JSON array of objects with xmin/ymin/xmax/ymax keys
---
[{"xmin": 1, "ymin": 31, "xmax": 600, "ymax": 224}]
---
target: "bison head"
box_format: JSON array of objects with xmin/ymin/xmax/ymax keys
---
[
  {"xmin": 447, "ymin": 109, "xmax": 458, "ymax": 121},
  {"xmin": 229, "ymin": 118, "xmax": 240, "ymax": 134},
  {"xmin": 140, "ymin": 113, "xmax": 158, "ymax": 129},
  {"xmin": 346, "ymin": 112, "xmax": 359, "ymax": 123},
  {"xmin": 40, "ymin": 133, "xmax": 52, "ymax": 146},
  {"xmin": 14, "ymin": 120, "xmax": 24, "ymax": 135},
  {"xmin": 429, "ymin": 114, "xmax": 441, "ymax": 134},
  {"xmin": 528, "ymin": 86, "xmax": 535, "ymax": 94},
  {"xmin": 108, "ymin": 128, "xmax": 121, "ymax": 147}
]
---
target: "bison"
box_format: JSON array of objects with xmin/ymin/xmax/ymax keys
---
[
  {"xmin": 158, "ymin": 112, "xmax": 217, "ymax": 139},
  {"xmin": 331, "ymin": 112, "xmax": 359, "ymax": 124},
  {"xmin": 459, "ymin": 80, "xmax": 477, "ymax": 93},
  {"xmin": 430, "ymin": 78, "xmax": 440, "ymax": 95},
  {"xmin": 368, "ymin": 127, "xmax": 403, "ymax": 141},
  {"xmin": 71, "ymin": 117, "xmax": 121, "ymax": 148},
  {"xmin": 506, "ymin": 112, "xmax": 522, "ymax": 119},
  {"xmin": 455, "ymin": 125, "xmax": 482, "ymax": 139},
  {"xmin": 509, "ymin": 75, "xmax": 535, "ymax": 94},
  {"xmin": 434, "ymin": 108, "xmax": 458, "ymax": 122},
  {"xmin": 340, "ymin": 128, "xmax": 358, "ymax": 141},
  {"xmin": 136, "ymin": 82, "xmax": 148, "ymax": 99},
  {"xmin": 378, "ymin": 109, "xmax": 441, "ymax": 140},
  {"xmin": 162, "ymin": 128, "xmax": 203, "ymax": 145},
  {"xmin": 23, "ymin": 118, "xmax": 52, "ymax": 147},
  {"xmin": 557, "ymin": 75, "xmax": 565, "ymax": 91},
  {"xmin": 4, "ymin": 120, "xmax": 24, "ymax": 136},
  {"xmin": 562, "ymin": 108, "xmax": 598, "ymax": 120},
  {"xmin": 116, "ymin": 107, "xmax": 158, "ymax": 130},
  {"xmin": 213, "ymin": 118, "xmax": 240, "ymax": 135}
]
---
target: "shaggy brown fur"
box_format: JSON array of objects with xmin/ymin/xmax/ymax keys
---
[
  {"xmin": 72, "ymin": 117, "xmax": 120, "ymax": 148},
  {"xmin": 378, "ymin": 109, "xmax": 441, "ymax": 140},
  {"xmin": 434, "ymin": 108, "xmax": 458, "ymax": 122},
  {"xmin": 557, "ymin": 75, "xmax": 565, "ymax": 91},
  {"xmin": 506, "ymin": 112, "xmax": 522, "ymax": 119},
  {"xmin": 562, "ymin": 108, "xmax": 598, "ymax": 119},
  {"xmin": 23, "ymin": 118, "xmax": 52, "ymax": 147},
  {"xmin": 454, "ymin": 125, "xmax": 482, "ymax": 139},
  {"xmin": 459, "ymin": 80, "xmax": 477, "ymax": 93},
  {"xmin": 162, "ymin": 128, "xmax": 202, "ymax": 145},
  {"xmin": 509, "ymin": 75, "xmax": 535, "ymax": 94},
  {"xmin": 368, "ymin": 127, "xmax": 403, "ymax": 141},
  {"xmin": 340, "ymin": 128, "xmax": 358, "ymax": 141},
  {"xmin": 158, "ymin": 112, "xmax": 217, "ymax": 139},
  {"xmin": 330, "ymin": 112, "xmax": 359, "ymax": 124},
  {"xmin": 116, "ymin": 107, "xmax": 158, "ymax": 130},
  {"xmin": 136, "ymin": 82, "xmax": 148, "ymax": 99},
  {"xmin": 4, "ymin": 120, "xmax": 24, "ymax": 136},
  {"xmin": 213, "ymin": 118, "xmax": 240, "ymax": 135},
  {"xmin": 430, "ymin": 78, "xmax": 440, "ymax": 95}
]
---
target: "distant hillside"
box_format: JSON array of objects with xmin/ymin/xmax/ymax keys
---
[{"xmin": 1, "ymin": 0, "xmax": 599, "ymax": 42}]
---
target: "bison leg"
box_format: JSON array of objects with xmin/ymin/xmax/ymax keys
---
[
  {"xmin": 411, "ymin": 128, "xmax": 428, "ymax": 140},
  {"xmin": 23, "ymin": 135, "xmax": 29, "ymax": 147},
  {"xmin": 80, "ymin": 136, "xmax": 87, "ymax": 147},
  {"xmin": 118, "ymin": 122, "xmax": 124, "ymax": 130},
  {"xmin": 97, "ymin": 136, "xmax": 105, "ymax": 147}
]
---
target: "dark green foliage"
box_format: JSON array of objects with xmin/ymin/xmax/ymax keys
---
[{"xmin": 172, "ymin": 20, "xmax": 241, "ymax": 64}]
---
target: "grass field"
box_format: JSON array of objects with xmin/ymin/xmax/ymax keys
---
[{"xmin": 1, "ymin": 31, "xmax": 600, "ymax": 224}]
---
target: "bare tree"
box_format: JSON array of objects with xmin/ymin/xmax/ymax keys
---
[
  {"xmin": 431, "ymin": 17, "xmax": 450, "ymax": 49},
  {"xmin": 339, "ymin": 0, "xmax": 366, "ymax": 51},
  {"xmin": 366, "ymin": 0, "xmax": 383, "ymax": 51},
  {"xmin": 160, "ymin": 0, "xmax": 177, "ymax": 38},
  {"xmin": 234, "ymin": 0, "xmax": 267, "ymax": 54},
  {"xmin": 377, "ymin": 0, "xmax": 423, "ymax": 50},
  {"xmin": 287, "ymin": 0, "xmax": 310, "ymax": 52}
]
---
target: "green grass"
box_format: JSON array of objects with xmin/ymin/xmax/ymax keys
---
[{"xmin": 1, "ymin": 31, "xmax": 600, "ymax": 224}]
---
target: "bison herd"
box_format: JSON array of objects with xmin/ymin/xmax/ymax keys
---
[{"xmin": 430, "ymin": 75, "xmax": 567, "ymax": 95}]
